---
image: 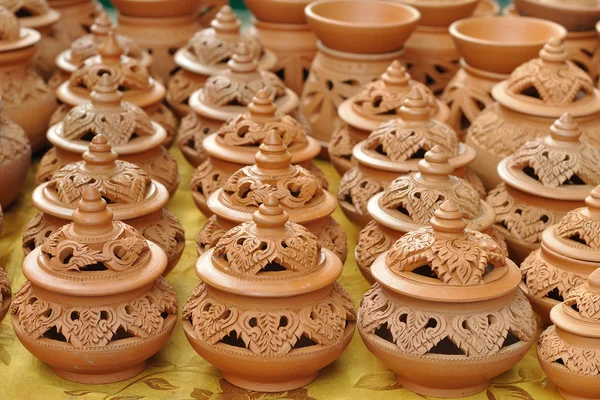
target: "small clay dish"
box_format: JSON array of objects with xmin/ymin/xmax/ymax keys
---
[
  {"xmin": 112, "ymin": 0, "xmax": 202, "ymax": 18},
  {"xmin": 400, "ymin": 0, "xmax": 479, "ymax": 27},
  {"xmin": 243, "ymin": 0, "xmax": 311, "ymax": 24},
  {"xmin": 514, "ymin": 0, "xmax": 600, "ymax": 32}
]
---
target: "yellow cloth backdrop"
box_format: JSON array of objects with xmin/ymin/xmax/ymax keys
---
[{"xmin": 0, "ymin": 146, "xmax": 563, "ymax": 399}]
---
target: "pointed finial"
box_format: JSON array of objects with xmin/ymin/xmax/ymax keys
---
[
  {"xmin": 254, "ymin": 129, "xmax": 292, "ymax": 170},
  {"xmin": 82, "ymin": 134, "xmax": 118, "ymax": 167},
  {"xmin": 589, "ymin": 268, "xmax": 600, "ymax": 292},
  {"xmin": 418, "ymin": 146, "xmax": 454, "ymax": 181},
  {"xmin": 381, "ymin": 60, "xmax": 410, "ymax": 87},
  {"xmin": 549, "ymin": 113, "xmax": 581, "ymax": 142},
  {"xmin": 253, "ymin": 193, "xmax": 289, "ymax": 231},
  {"xmin": 72, "ymin": 186, "xmax": 114, "ymax": 235},
  {"xmin": 430, "ymin": 200, "xmax": 468, "ymax": 235},
  {"xmin": 539, "ymin": 37, "xmax": 568, "ymax": 63},
  {"xmin": 99, "ymin": 30, "xmax": 124, "ymax": 62},
  {"xmin": 248, "ymin": 89, "xmax": 277, "ymax": 119},
  {"xmin": 211, "ymin": 5, "xmax": 241, "ymax": 34},
  {"xmin": 585, "ymin": 185, "xmax": 600, "ymax": 216},
  {"xmin": 228, "ymin": 43, "xmax": 258, "ymax": 73},
  {"xmin": 91, "ymin": 11, "xmax": 111, "ymax": 36},
  {"xmin": 398, "ymin": 87, "xmax": 432, "ymax": 122},
  {"xmin": 90, "ymin": 73, "xmax": 123, "ymax": 108}
]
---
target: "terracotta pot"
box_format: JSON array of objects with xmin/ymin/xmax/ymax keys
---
[
  {"xmin": 193, "ymin": 130, "xmax": 348, "ymax": 263},
  {"xmin": 178, "ymin": 44, "xmax": 300, "ymax": 166},
  {"xmin": 26, "ymin": 135, "xmax": 184, "ymax": 274},
  {"xmin": 301, "ymin": 0, "xmax": 420, "ymax": 158},
  {"xmin": 338, "ymin": 88, "xmax": 481, "ymax": 226},
  {"xmin": 168, "ymin": 6, "xmax": 277, "ymax": 117},
  {"xmin": 184, "ymin": 194, "xmax": 355, "ymax": 391},
  {"xmin": 355, "ymin": 146, "xmax": 507, "ymax": 283},
  {"xmin": 473, "ymin": 0, "xmax": 499, "ymax": 16},
  {"xmin": 53, "ymin": 31, "xmax": 177, "ymax": 148},
  {"xmin": 487, "ymin": 113, "xmax": 600, "ymax": 266},
  {"xmin": 0, "ymin": 7, "xmax": 56, "ymax": 153},
  {"xmin": 47, "ymin": 0, "xmax": 101, "ymax": 41},
  {"xmin": 12, "ymin": 186, "xmax": 178, "ymax": 383},
  {"xmin": 358, "ymin": 200, "xmax": 536, "ymax": 397},
  {"xmin": 0, "ymin": 264, "xmax": 9, "ymax": 323},
  {"xmin": 466, "ymin": 38, "xmax": 600, "ymax": 190},
  {"xmin": 538, "ymin": 269, "xmax": 600, "ymax": 400},
  {"xmin": 39, "ymin": 74, "xmax": 179, "ymax": 196},
  {"xmin": 330, "ymin": 60, "xmax": 450, "ymax": 175}
]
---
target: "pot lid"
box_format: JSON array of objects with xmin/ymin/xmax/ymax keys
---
[
  {"xmin": 492, "ymin": 37, "xmax": 600, "ymax": 118},
  {"xmin": 23, "ymin": 186, "xmax": 167, "ymax": 296},
  {"xmin": 0, "ymin": 5, "xmax": 40, "ymax": 52},
  {"xmin": 48, "ymin": 73, "xmax": 167, "ymax": 155},
  {"xmin": 497, "ymin": 113, "xmax": 600, "ymax": 201},
  {"xmin": 197, "ymin": 194, "xmax": 343, "ymax": 297},
  {"xmin": 188, "ymin": 43, "xmax": 298, "ymax": 122},
  {"xmin": 208, "ymin": 129, "xmax": 337, "ymax": 224},
  {"xmin": 203, "ymin": 89, "xmax": 320, "ymax": 165},
  {"xmin": 1, "ymin": 0, "xmax": 60, "ymax": 29},
  {"xmin": 338, "ymin": 61, "xmax": 448, "ymax": 131},
  {"xmin": 57, "ymin": 30, "xmax": 165, "ymax": 109},
  {"xmin": 371, "ymin": 200, "xmax": 521, "ymax": 302},
  {"xmin": 174, "ymin": 5, "xmax": 276, "ymax": 76},
  {"xmin": 33, "ymin": 134, "xmax": 169, "ymax": 220},
  {"xmin": 368, "ymin": 146, "xmax": 494, "ymax": 233},
  {"xmin": 353, "ymin": 87, "xmax": 475, "ymax": 173}
]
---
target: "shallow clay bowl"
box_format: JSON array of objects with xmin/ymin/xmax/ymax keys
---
[
  {"xmin": 450, "ymin": 16, "xmax": 567, "ymax": 74},
  {"xmin": 514, "ymin": 0, "xmax": 600, "ymax": 32},
  {"xmin": 399, "ymin": 0, "xmax": 479, "ymax": 26},
  {"xmin": 112, "ymin": 0, "xmax": 202, "ymax": 18},
  {"xmin": 305, "ymin": 0, "xmax": 420, "ymax": 54},
  {"xmin": 244, "ymin": 0, "xmax": 311, "ymax": 24}
]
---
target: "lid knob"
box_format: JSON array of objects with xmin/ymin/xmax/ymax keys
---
[
  {"xmin": 539, "ymin": 37, "xmax": 568, "ymax": 64},
  {"xmin": 82, "ymin": 134, "xmax": 118, "ymax": 167},
  {"xmin": 549, "ymin": 113, "xmax": 581, "ymax": 143},
  {"xmin": 90, "ymin": 10, "xmax": 111, "ymax": 36},
  {"xmin": 228, "ymin": 42, "xmax": 258, "ymax": 73},
  {"xmin": 253, "ymin": 193, "xmax": 289, "ymax": 231},
  {"xmin": 589, "ymin": 268, "xmax": 600, "ymax": 292},
  {"xmin": 430, "ymin": 200, "xmax": 468, "ymax": 236},
  {"xmin": 90, "ymin": 73, "xmax": 123, "ymax": 108},
  {"xmin": 398, "ymin": 87, "xmax": 431, "ymax": 122},
  {"xmin": 585, "ymin": 185, "xmax": 600, "ymax": 215},
  {"xmin": 381, "ymin": 60, "xmax": 410, "ymax": 87},
  {"xmin": 99, "ymin": 30, "xmax": 124, "ymax": 62},
  {"xmin": 72, "ymin": 186, "xmax": 114, "ymax": 235},
  {"xmin": 254, "ymin": 129, "xmax": 292, "ymax": 170},
  {"xmin": 211, "ymin": 5, "xmax": 241, "ymax": 34},
  {"xmin": 418, "ymin": 146, "xmax": 454, "ymax": 181},
  {"xmin": 248, "ymin": 89, "xmax": 277, "ymax": 119}
]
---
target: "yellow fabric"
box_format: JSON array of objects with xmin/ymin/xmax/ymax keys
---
[{"xmin": 0, "ymin": 147, "xmax": 562, "ymax": 399}]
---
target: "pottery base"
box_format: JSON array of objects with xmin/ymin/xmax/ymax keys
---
[
  {"xmin": 52, "ymin": 361, "xmax": 146, "ymax": 384},
  {"xmin": 396, "ymin": 377, "xmax": 489, "ymax": 398},
  {"xmin": 222, "ymin": 371, "xmax": 318, "ymax": 392},
  {"xmin": 559, "ymin": 388, "xmax": 599, "ymax": 400}
]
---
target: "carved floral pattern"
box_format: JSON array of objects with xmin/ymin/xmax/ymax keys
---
[
  {"xmin": 165, "ymin": 70, "xmax": 204, "ymax": 114},
  {"xmin": 329, "ymin": 124, "xmax": 356, "ymax": 168},
  {"xmin": 338, "ymin": 168, "xmax": 383, "ymax": 216},
  {"xmin": 136, "ymin": 209, "xmax": 185, "ymax": 264},
  {"xmin": 22, "ymin": 213, "xmax": 58, "ymax": 254},
  {"xmin": 177, "ymin": 111, "xmax": 214, "ymax": 165},
  {"xmin": 404, "ymin": 53, "xmax": 459, "ymax": 96},
  {"xmin": 0, "ymin": 267, "xmax": 10, "ymax": 307},
  {"xmin": 538, "ymin": 325, "xmax": 600, "ymax": 376},
  {"xmin": 556, "ymin": 210, "xmax": 600, "ymax": 249},
  {"xmin": 70, "ymin": 33, "xmax": 144, "ymax": 65},
  {"xmin": 151, "ymin": 104, "xmax": 178, "ymax": 146},
  {"xmin": 190, "ymin": 160, "xmax": 229, "ymax": 206},
  {"xmin": 0, "ymin": 115, "xmax": 30, "ymax": 163},
  {"xmin": 204, "ymin": 70, "xmax": 286, "ymax": 108},
  {"xmin": 69, "ymin": 60, "xmax": 151, "ymax": 95},
  {"xmin": 353, "ymin": 79, "xmax": 433, "ymax": 117},
  {"xmin": 186, "ymin": 29, "xmax": 262, "ymax": 67},
  {"xmin": 564, "ymin": 283, "xmax": 600, "ymax": 321},
  {"xmin": 135, "ymin": 146, "xmax": 179, "ymax": 195},
  {"xmin": 356, "ymin": 220, "xmax": 394, "ymax": 273},
  {"xmin": 0, "ymin": 0, "xmax": 49, "ymax": 16},
  {"xmin": 196, "ymin": 215, "xmax": 228, "ymax": 256},
  {"xmin": 0, "ymin": 66, "xmax": 52, "ymax": 105},
  {"xmin": 217, "ymin": 113, "xmax": 307, "ymax": 149}
]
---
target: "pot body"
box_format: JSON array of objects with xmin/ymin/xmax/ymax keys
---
[
  {"xmin": 0, "ymin": 140, "xmax": 30, "ymax": 208},
  {"xmin": 166, "ymin": 69, "xmax": 208, "ymax": 117},
  {"xmin": 47, "ymin": 0, "xmax": 101, "ymax": 41},
  {"xmin": 21, "ymin": 19, "xmax": 70, "ymax": 80},
  {"xmin": 329, "ymin": 123, "xmax": 367, "ymax": 176}
]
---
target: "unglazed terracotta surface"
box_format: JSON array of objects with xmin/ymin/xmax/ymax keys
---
[
  {"xmin": 11, "ymin": 186, "xmax": 178, "ymax": 383},
  {"xmin": 0, "ymin": 100, "xmax": 30, "ymax": 209},
  {"xmin": 193, "ymin": 130, "xmax": 348, "ymax": 263},
  {"xmin": 47, "ymin": 0, "xmax": 101, "ymax": 41},
  {"xmin": 358, "ymin": 200, "xmax": 536, "ymax": 398}
]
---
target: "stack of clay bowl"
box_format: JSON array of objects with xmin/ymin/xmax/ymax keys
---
[
  {"xmin": 0, "ymin": 6, "xmax": 55, "ymax": 152},
  {"xmin": 329, "ymin": 60, "xmax": 450, "ymax": 175},
  {"xmin": 47, "ymin": 0, "xmax": 101, "ymax": 41},
  {"xmin": 442, "ymin": 16, "xmax": 566, "ymax": 138},
  {"xmin": 25, "ymin": 134, "xmax": 184, "ymax": 274},
  {"xmin": 0, "ymin": 100, "xmax": 30, "ymax": 209},
  {"xmin": 178, "ymin": 44, "xmax": 299, "ymax": 166},
  {"xmin": 52, "ymin": 31, "xmax": 177, "ymax": 147},
  {"xmin": 358, "ymin": 200, "xmax": 536, "ymax": 397},
  {"xmin": 338, "ymin": 87, "xmax": 481, "ymax": 226},
  {"xmin": 466, "ymin": 37, "xmax": 600, "ymax": 190},
  {"xmin": 38, "ymin": 74, "xmax": 179, "ymax": 196},
  {"xmin": 50, "ymin": 11, "xmax": 152, "ymax": 90},
  {"xmin": 355, "ymin": 146, "xmax": 507, "ymax": 283},
  {"xmin": 244, "ymin": 0, "xmax": 316, "ymax": 95},
  {"xmin": 301, "ymin": 0, "xmax": 420, "ymax": 158},
  {"xmin": 194, "ymin": 130, "xmax": 348, "ymax": 263},
  {"xmin": 184, "ymin": 194, "xmax": 355, "ymax": 391},
  {"xmin": 188, "ymin": 90, "xmax": 325, "ymax": 214},
  {"xmin": 486, "ymin": 113, "xmax": 600, "ymax": 265},
  {"xmin": 167, "ymin": 5, "xmax": 276, "ymax": 117}
]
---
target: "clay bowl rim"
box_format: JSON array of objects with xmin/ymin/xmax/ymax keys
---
[{"xmin": 513, "ymin": 0, "xmax": 600, "ymax": 32}]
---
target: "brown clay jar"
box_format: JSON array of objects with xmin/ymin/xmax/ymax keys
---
[
  {"xmin": 442, "ymin": 16, "xmax": 567, "ymax": 139},
  {"xmin": 183, "ymin": 194, "xmax": 355, "ymax": 391},
  {"xmin": 194, "ymin": 130, "xmax": 348, "ymax": 263},
  {"xmin": 47, "ymin": 0, "xmax": 101, "ymax": 41},
  {"xmin": 338, "ymin": 87, "xmax": 482, "ymax": 226},
  {"xmin": 177, "ymin": 43, "xmax": 300, "ymax": 167},
  {"xmin": 356, "ymin": 146, "xmax": 507, "ymax": 284},
  {"xmin": 487, "ymin": 113, "xmax": 600, "ymax": 266},
  {"xmin": 330, "ymin": 60, "xmax": 450, "ymax": 176},
  {"xmin": 167, "ymin": 5, "xmax": 277, "ymax": 117},
  {"xmin": 38, "ymin": 74, "xmax": 179, "ymax": 196},
  {"xmin": 52, "ymin": 31, "xmax": 177, "ymax": 148},
  {"xmin": 358, "ymin": 200, "xmax": 536, "ymax": 397},
  {"xmin": 0, "ymin": 7, "xmax": 56, "ymax": 153},
  {"xmin": 466, "ymin": 37, "xmax": 600, "ymax": 190},
  {"xmin": 538, "ymin": 268, "xmax": 600, "ymax": 400},
  {"xmin": 26, "ymin": 135, "xmax": 185, "ymax": 274},
  {"xmin": 11, "ymin": 186, "xmax": 178, "ymax": 383},
  {"xmin": 301, "ymin": 0, "xmax": 420, "ymax": 158}
]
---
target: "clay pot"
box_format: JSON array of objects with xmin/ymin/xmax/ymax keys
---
[
  {"xmin": 358, "ymin": 200, "xmax": 536, "ymax": 398},
  {"xmin": 466, "ymin": 38, "xmax": 600, "ymax": 190},
  {"xmin": 0, "ymin": 100, "xmax": 31, "ymax": 208},
  {"xmin": 487, "ymin": 113, "xmax": 600, "ymax": 266},
  {"xmin": 183, "ymin": 194, "xmax": 355, "ymax": 391},
  {"xmin": 25, "ymin": 135, "xmax": 184, "ymax": 274},
  {"xmin": 38, "ymin": 74, "xmax": 179, "ymax": 196},
  {"xmin": 177, "ymin": 44, "xmax": 300, "ymax": 166},
  {"xmin": 0, "ymin": 265, "xmax": 9, "ymax": 323},
  {"xmin": 338, "ymin": 87, "xmax": 481, "ymax": 226},
  {"xmin": 47, "ymin": 0, "xmax": 101, "ymax": 41},
  {"xmin": 473, "ymin": 0, "xmax": 499, "ymax": 16},
  {"xmin": 356, "ymin": 146, "xmax": 507, "ymax": 284},
  {"xmin": 0, "ymin": 7, "xmax": 56, "ymax": 153},
  {"xmin": 12, "ymin": 186, "xmax": 178, "ymax": 383},
  {"xmin": 330, "ymin": 60, "xmax": 450, "ymax": 176},
  {"xmin": 168, "ymin": 6, "xmax": 277, "ymax": 117},
  {"xmin": 301, "ymin": 0, "xmax": 420, "ymax": 158},
  {"xmin": 114, "ymin": 0, "xmax": 203, "ymax": 83},
  {"xmin": 193, "ymin": 130, "xmax": 348, "ymax": 263},
  {"xmin": 538, "ymin": 268, "xmax": 600, "ymax": 400}
]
